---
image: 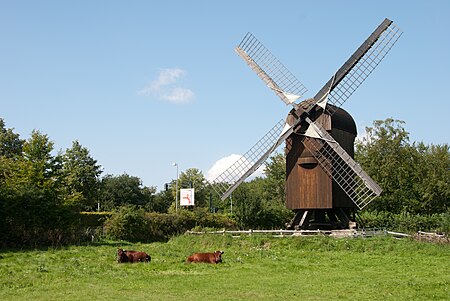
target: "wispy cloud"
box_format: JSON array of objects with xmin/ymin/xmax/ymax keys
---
[
  {"xmin": 164, "ymin": 87, "xmax": 195, "ymax": 103},
  {"xmin": 138, "ymin": 68, "xmax": 195, "ymax": 104}
]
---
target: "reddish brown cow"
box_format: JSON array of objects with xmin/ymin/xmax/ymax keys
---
[
  {"xmin": 117, "ymin": 248, "xmax": 151, "ymax": 263},
  {"xmin": 186, "ymin": 250, "xmax": 224, "ymax": 264}
]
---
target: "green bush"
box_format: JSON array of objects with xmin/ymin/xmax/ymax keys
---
[
  {"xmin": 359, "ymin": 210, "xmax": 450, "ymax": 234},
  {"xmin": 102, "ymin": 206, "xmax": 237, "ymax": 242},
  {"xmin": 79, "ymin": 212, "xmax": 111, "ymax": 227},
  {"xmin": 145, "ymin": 209, "xmax": 237, "ymax": 241},
  {"xmin": 103, "ymin": 205, "xmax": 148, "ymax": 241},
  {"xmin": 0, "ymin": 185, "xmax": 82, "ymax": 248},
  {"xmin": 437, "ymin": 212, "xmax": 450, "ymax": 234}
]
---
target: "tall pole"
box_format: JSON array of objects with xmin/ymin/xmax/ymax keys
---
[
  {"xmin": 173, "ymin": 162, "xmax": 179, "ymax": 212},
  {"xmin": 230, "ymin": 193, "xmax": 232, "ymax": 215}
]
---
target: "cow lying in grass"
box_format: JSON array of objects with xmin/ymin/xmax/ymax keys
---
[
  {"xmin": 117, "ymin": 248, "xmax": 151, "ymax": 263},
  {"xmin": 186, "ymin": 250, "xmax": 224, "ymax": 264}
]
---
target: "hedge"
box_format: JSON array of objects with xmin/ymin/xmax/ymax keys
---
[
  {"xmin": 359, "ymin": 211, "xmax": 450, "ymax": 234},
  {"xmin": 102, "ymin": 206, "xmax": 237, "ymax": 242},
  {"xmin": 79, "ymin": 212, "xmax": 111, "ymax": 228}
]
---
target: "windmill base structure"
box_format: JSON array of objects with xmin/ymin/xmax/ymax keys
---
[{"xmin": 285, "ymin": 105, "xmax": 358, "ymax": 230}]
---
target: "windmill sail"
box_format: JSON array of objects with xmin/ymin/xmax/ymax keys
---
[
  {"xmin": 303, "ymin": 118, "xmax": 382, "ymax": 209},
  {"xmin": 312, "ymin": 18, "xmax": 402, "ymax": 116},
  {"xmin": 211, "ymin": 119, "xmax": 294, "ymax": 200},
  {"xmin": 235, "ymin": 32, "xmax": 308, "ymax": 105}
]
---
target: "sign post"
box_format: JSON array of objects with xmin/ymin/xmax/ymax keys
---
[{"xmin": 180, "ymin": 188, "xmax": 195, "ymax": 206}]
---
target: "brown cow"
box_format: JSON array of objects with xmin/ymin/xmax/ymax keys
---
[
  {"xmin": 117, "ymin": 248, "xmax": 151, "ymax": 263},
  {"xmin": 186, "ymin": 250, "xmax": 224, "ymax": 264}
]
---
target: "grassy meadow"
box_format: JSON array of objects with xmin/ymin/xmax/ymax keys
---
[{"xmin": 0, "ymin": 234, "xmax": 449, "ymax": 300}]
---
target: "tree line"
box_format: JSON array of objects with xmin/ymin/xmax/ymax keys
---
[
  {"xmin": 355, "ymin": 118, "xmax": 449, "ymax": 215},
  {"xmin": 0, "ymin": 117, "xmax": 449, "ymax": 247}
]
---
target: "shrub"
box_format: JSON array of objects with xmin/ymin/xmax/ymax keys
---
[
  {"xmin": 0, "ymin": 185, "xmax": 82, "ymax": 248},
  {"xmin": 436, "ymin": 212, "xmax": 450, "ymax": 234},
  {"xmin": 145, "ymin": 209, "xmax": 237, "ymax": 242},
  {"xmin": 101, "ymin": 206, "xmax": 237, "ymax": 242},
  {"xmin": 103, "ymin": 205, "xmax": 148, "ymax": 241},
  {"xmin": 359, "ymin": 210, "xmax": 450, "ymax": 234},
  {"xmin": 79, "ymin": 212, "xmax": 111, "ymax": 228}
]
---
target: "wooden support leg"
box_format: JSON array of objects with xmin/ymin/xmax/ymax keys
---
[{"xmin": 298, "ymin": 210, "xmax": 309, "ymax": 229}]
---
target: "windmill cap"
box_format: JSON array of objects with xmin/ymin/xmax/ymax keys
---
[{"xmin": 330, "ymin": 106, "xmax": 357, "ymax": 135}]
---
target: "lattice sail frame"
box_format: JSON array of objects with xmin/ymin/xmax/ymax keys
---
[
  {"xmin": 211, "ymin": 119, "xmax": 293, "ymax": 200},
  {"xmin": 316, "ymin": 20, "xmax": 402, "ymax": 116},
  {"xmin": 303, "ymin": 119, "xmax": 382, "ymax": 209},
  {"xmin": 235, "ymin": 33, "xmax": 308, "ymax": 105}
]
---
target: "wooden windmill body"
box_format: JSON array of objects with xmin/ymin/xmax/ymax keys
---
[
  {"xmin": 285, "ymin": 105, "xmax": 357, "ymax": 229},
  {"xmin": 211, "ymin": 19, "xmax": 402, "ymax": 230}
]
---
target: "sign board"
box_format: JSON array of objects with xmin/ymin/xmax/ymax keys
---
[{"xmin": 180, "ymin": 188, "xmax": 195, "ymax": 206}]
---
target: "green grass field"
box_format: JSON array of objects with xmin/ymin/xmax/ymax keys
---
[{"xmin": 1, "ymin": 234, "xmax": 449, "ymax": 300}]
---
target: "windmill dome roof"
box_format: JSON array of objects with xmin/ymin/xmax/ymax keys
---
[{"xmin": 330, "ymin": 106, "xmax": 357, "ymax": 135}]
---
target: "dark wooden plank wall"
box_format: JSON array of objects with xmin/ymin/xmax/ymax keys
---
[
  {"xmin": 285, "ymin": 112, "xmax": 356, "ymax": 210},
  {"xmin": 285, "ymin": 134, "xmax": 332, "ymax": 209}
]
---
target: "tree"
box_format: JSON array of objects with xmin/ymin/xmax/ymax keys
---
[
  {"xmin": 227, "ymin": 152, "xmax": 292, "ymax": 229},
  {"xmin": 0, "ymin": 125, "xmax": 78, "ymax": 247},
  {"xmin": 263, "ymin": 152, "xmax": 286, "ymax": 203},
  {"xmin": 20, "ymin": 130, "xmax": 62, "ymax": 190},
  {"xmin": 356, "ymin": 118, "xmax": 449, "ymax": 214},
  {"xmin": 0, "ymin": 119, "xmax": 19, "ymax": 200},
  {"xmin": 99, "ymin": 173, "xmax": 156, "ymax": 211},
  {"xmin": 0, "ymin": 118, "xmax": 24, "ymax": 158},
  {"xmin": 150, "ymin": 189, "xmax": 174, "ymax": 213},
  {"xmin": 232, "ymin": 177, "xmax": 292, "ymax": 229},
  {"xmin": 356, "ymin": 119, "xmax": 418, "ymax": 213},
  {"xmin": 412, "ymin": 143, "xmax": 449, "ymax": 214},
  {"xmin": 177, "ymin": 168, "xmax": 208, "ymax": 208},
  {"xmin": 61, "ymin": 140, "xmax": 102, "ymax": 210},
  {"xmin": 233, "ymin": 179, "xmax": 264, "ymax": 228}
]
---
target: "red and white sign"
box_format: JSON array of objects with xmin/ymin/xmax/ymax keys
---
[{"xmin": 180, "ymin": 188, "xmax": 195, "ymax": 206}]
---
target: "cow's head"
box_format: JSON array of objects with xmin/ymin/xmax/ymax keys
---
[
  {"xmin": 117, "ymin": 248, "xmax": 128, "ymax": 262},
  {"xmin": 214, "ymin": 250, "xmax": 224, "ymax": 263}
]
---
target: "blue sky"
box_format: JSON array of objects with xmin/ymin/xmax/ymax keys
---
[{"xmin": 1, "ymin": 1, "xmax": 449, "ymax": 190}]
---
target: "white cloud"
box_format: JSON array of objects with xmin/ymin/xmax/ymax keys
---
[
  {"xmin": 137, "ymin": 68, "xmax": 195, "ymax": 104},
  {"xmin": 355, "ymin": 123, "xmax": 370, "ymax": 145},
  {"xmin": 153, "ymin": 68, "xmax": 186, "ymax": 89},
  {"xmin": 206, "ymin": 154, "xmax": 265, "ymax": 183},
  {"xmin": 206, "ymin": 154, "xmax": 241, "ymax": 182},
  {"xmin": 162, "ymin": 87, "xmax": 195, "ymax": 104}
]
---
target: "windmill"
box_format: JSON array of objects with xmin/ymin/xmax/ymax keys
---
[{"xmin": 211, "ymin": 18, "xmax": 402, "ymax": 230}]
